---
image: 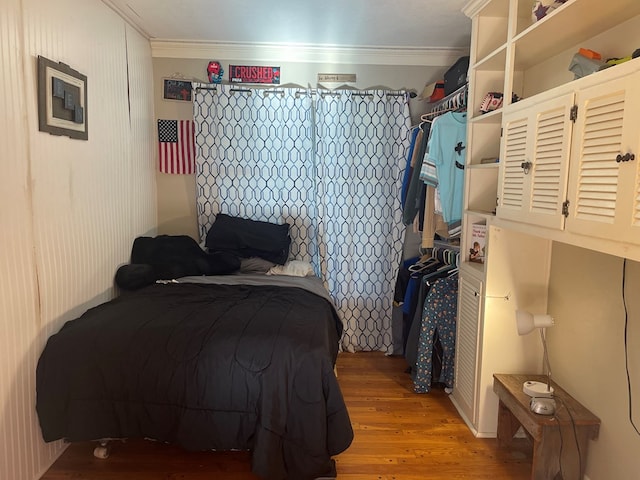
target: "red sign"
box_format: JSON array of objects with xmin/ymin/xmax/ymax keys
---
[{"xmin": 229, "ymin": 65, "xmax": 281, "ymax": 84}]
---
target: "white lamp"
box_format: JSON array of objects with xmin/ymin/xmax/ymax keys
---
[{"xmin": 516, "ymin": 309, "xmax": 555, "ymax": 398}]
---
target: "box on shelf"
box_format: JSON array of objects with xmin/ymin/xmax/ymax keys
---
[
  {"xmin": 469, "ymin": 223, "xmax": 487, "ymax": 263},
  {"xmin": 444, "ymin": 56, "xmax": 470, "ymax": 96}
]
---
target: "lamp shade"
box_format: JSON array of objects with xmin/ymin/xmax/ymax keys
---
[{"xmin": 516, "ymin": 309, "xmax": 554, "ymax": 335}]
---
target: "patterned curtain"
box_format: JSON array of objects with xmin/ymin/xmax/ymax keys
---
[
  {"xmin": 314, "ymin": 90, "xmax": 411, "ymax": 352},
  {"xmin": 193, "ymin": 85, "xmax": 411, "ymax": 353},
  {"xmin": 193, "ymin": 84, "xmax": 318, "ymax": 261}
]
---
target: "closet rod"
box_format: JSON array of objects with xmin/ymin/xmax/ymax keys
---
[{"xmin": 193, "ymin": 86, "xmax": 408, "ymax": 97}]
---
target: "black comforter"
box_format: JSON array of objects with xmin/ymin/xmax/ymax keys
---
[{"xmin": 36, "ymin": 276, "xmax": 353, "ymax": 480}]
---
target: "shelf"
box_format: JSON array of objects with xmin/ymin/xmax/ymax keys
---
[
  {"xmin": 467, "ymin": 162, "xmax": 499, "ymax": 170},
  {"xmin": 470, "ymin": 108, "xmax": 502, "ymax": 124},
  {"xmin": 474, "ymin": 44, "xmax": 507, "ymax": 71},
  {"xmin": 469, "ymin": 0, "xmax": 510, "ymax": 60},
  {"xmin": 465, "ymin": 209, "xmax": 496, "ymax": 220},
  {"xmin": 513, "ymin": 0, "xmax": 640, "ymax": 70}
]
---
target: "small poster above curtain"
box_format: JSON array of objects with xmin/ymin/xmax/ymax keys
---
[
  {"xmin": 157, "ymin": 119, "xmax": 195, "ymax": 174},
  {"xmin": 229, "ymin": 65, "xmax": 280, "ymax": 84}
]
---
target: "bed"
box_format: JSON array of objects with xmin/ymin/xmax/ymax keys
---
[{"xmin": 36, "ymin": 216, "xmax": 354, "ymax": 480}]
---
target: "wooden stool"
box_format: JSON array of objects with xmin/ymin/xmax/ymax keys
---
[{"xmin": 493, "ymin": 374, "xmax": 600, "ymax": 480}]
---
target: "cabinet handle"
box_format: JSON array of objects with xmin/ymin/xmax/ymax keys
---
[
  {"xmin": 616, "ymin": 153, "xmax": 635, "ymax": 163},
  {"xmin": 520, "ymin": 161, "xmax": 532, "ymax": 174}
]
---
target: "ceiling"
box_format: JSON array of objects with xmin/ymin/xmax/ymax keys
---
[{"xmin": 104, "ymin": 0, "xmax": 472, "ymax": 52}]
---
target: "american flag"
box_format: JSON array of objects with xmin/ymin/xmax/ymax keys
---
[{"xmin": 157, "ymin": 119, "xmax": 195, "ymax": 174}]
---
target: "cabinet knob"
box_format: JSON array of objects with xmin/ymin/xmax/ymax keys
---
[
  {"xmin": 520, "ymin": 161, "xmax": 532, "ymax": 174},
  {"xmin": 616, "ymin": 153, "xmax": 635, "ymax": 163}
]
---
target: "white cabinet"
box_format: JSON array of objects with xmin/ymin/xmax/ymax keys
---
[
  {"xmin": 498, "ymin": 92, "xmax": 574, "ymax": 229},
  {"xmin": 496, "ymin": 64, "xmax": 640, "ymax": 252},
  {"xmin": 451, "ymin": 274, "xmax": 482, "ymax": 427},
  {"xmin": 451, "ymin": 225, "xmax": 551, "ymax": 437},
  {"xmin": 457, "ymin": 0, "xmax": 640, "ymax": 438},
  {"xmin": 565, "ymin": 73, "xmax": 640, "ymax": 244}
]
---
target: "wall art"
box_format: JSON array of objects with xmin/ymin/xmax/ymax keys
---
[
  {"xmin": 163, "ymin": 78, "xmax": 193, "ymax": 101},
  {"xmin": 37, "ymin": 56, "xmax": 87, "ymax": 140}
]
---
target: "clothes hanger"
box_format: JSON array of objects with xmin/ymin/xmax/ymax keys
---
[
  {"xmin": 408, "ymin": 256, "xmax": 440, "ymax": 273},
  {"xmin": 421, "ymin": 263, "xmax": 456, "ymax": 284}
]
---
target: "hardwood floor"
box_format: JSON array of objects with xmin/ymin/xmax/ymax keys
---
[{"xmin": 40, "ymin": 352, "xmax": 532, "ymax": 480}]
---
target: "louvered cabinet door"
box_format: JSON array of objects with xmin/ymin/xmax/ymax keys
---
[
  {"xmin": 451, "ymin": 273, "xmax": 483, "ymax": 428},
  {"xmin": 526, "ymin": 93, "xmax": 575, "ymax": 229},
  {"xmin": 565, "ymin": 74, "xmax": 640, "ymax": 242},
  {"xmin": 497, "ymin": 93, "xmax": 574, "ymax": 228},
  {"xmin": 497, "ymin": 111, "xmax": 529, "ymax": 221}
]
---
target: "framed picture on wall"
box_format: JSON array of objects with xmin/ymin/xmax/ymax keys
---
[
  {"xmin": 37, "ymin": 56, "xmax": 88, "ymax": 140},
  {"xmin": 163, "ymin": 78, "xmax": 193, "ymax": 101}
]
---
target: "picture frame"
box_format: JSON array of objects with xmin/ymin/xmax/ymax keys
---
[
  {"xmin": 163, "ymin": 78, "xmax": 193, "ymax": 101},
  {"xmin": 37, "ymin": 56, "xmax": 88, "ymax": 140}
]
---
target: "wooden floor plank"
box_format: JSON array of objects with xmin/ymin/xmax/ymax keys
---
[{"xmin": 39, "ymin": 352, "xmax": 532, "ymax": 479}]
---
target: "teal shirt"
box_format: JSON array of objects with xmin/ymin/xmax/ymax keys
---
[{"xmin": 427, "ymin": 112, "xmax": 467, "ymax": 224}]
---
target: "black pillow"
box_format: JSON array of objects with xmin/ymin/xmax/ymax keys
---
[
  {"xmin": 131, "ymin": 235, "xmax": 228, "ymax": 279},
  {"xmin": 115, "ymin": 264, "xmax": 156, "ymax": 291},
  {"xmin": 115, "ymin": 235, "xmax": 241, "ymax": 290},
  {"xmin": 205, "ymin": 213, "xmax": 291, "ymax": 265}
]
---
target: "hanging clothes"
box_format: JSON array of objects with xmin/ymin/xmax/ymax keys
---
[
  {"xmin": 402, "ymin": 123, "xmax": 430, "ymax": 225},
  {"xmin": 402, "ymin": 247, "xmax": 458, "ymax": 371},
  {"xmin": 426, "ymin": 111, "xmax": 467, "ymax": 225},
  {"xmin": 413, "ymin": 274, "xmax": 459, "ymax": 393},
  {"xmin": 401, "ymin": 257, "xmax": 445, "ymax": 355},
  {"xmin": 401, "ymin": 127, "xmax": 420, "ymax": 209}
]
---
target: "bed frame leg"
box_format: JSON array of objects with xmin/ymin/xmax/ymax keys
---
[{"xmin": 93, "ymin": 440, "xmax": 111, "ymax": 459}]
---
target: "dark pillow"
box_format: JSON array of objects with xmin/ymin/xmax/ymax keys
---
[
  {"xmin": 205, "ymin": 213, "xmax": 291, "ymax": 265},
  {"xmin": 208, "ymin": 251, "xmax": 242, "ymax": 275},
  {"xmin": 115, "ymin": 264, "xmax": 156, "ymax": 290},
  {"xmin": 119, "ymin": 235, "xmax": 240, "ymax": 284}
]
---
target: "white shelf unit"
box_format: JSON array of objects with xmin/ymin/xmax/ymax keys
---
[{"xmin": 453, "ymin": 0, "xmax": 640, "ymax": 437}]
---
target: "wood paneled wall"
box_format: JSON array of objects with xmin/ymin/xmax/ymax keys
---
[{"xmin": 0, "ymin": 1, "xmax": 156, "ymax": 479}]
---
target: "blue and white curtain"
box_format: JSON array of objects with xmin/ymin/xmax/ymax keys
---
[
  {"xmin": 193, "ymin": 84, "xmax": 411, "ymax": 353},
  {"xmin": 194, "ymin": 85, "xmax": 318, "ymax": 261},
  {"xmin": 314, "ymin": 90, "xmax": 410, "ymax": 352}
]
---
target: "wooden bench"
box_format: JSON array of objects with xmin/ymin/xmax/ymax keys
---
[{"xmin": 493, "ymin": 374, "xmax": 600, "ymax": 480}]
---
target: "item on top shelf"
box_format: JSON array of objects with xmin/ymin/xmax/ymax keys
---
[
  {"xmin": 444, "ymin": 56, "xmax": 470, "ymax": 96},
  {"xmin": 419, "ymin": 81, "xmax": 445, "ymax": 102},
  {"xmin": 578, "ymin": 48, "xmax": 601, "ymax": 60},
  {"xmin": 469, "ymin": 223, "xmax": 486, "ymax": 264},
  {"xmin": 597, "ymin": 54, "xmax": 635, "ymax": 72},
  {"xmin": 604, "ymin": 56, "xmax": 633, "ymax": 66},
  {"xmin": 569, "ymin": 52, "xmax": 606, "ymax": 79},
  {"xmin": 479, "ymin": 92, "xmax": 503, "ymax": 114},
  {"xmin": 531, "ymin": 0, "xmax": 567, "ymax": 22},
  {"xmin": 430, "ymin": 82, "xmax": 446, "ymax": 102}
]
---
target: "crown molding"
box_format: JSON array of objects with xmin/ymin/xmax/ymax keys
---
[
  {"xmin": 462, "ymin": 0, "xmax": 492, "ymax": 18},
  {"xmin": 150, "ymin": 40, "xmax": 469, "ymax": 67},
  {"xmin": 101, "ymin": 0, "xmax": 151, "ymax": 38}
]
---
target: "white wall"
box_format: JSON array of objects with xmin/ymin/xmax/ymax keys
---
[
  {"xmin": 0, "ymin": 1, "xmax": 156, "ymax": 479},
  {"xmin": 548, "ymin": 243, "xmax": 640, "ymax": 480}
]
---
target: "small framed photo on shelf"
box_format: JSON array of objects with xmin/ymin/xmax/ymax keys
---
[
  {"xmin": 163, "ymin": 78, "xmax": 193, "ymax": 101},
  {"xmin": 37, "ymin": 56, "xmax": 87, "ymax": 140}
]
